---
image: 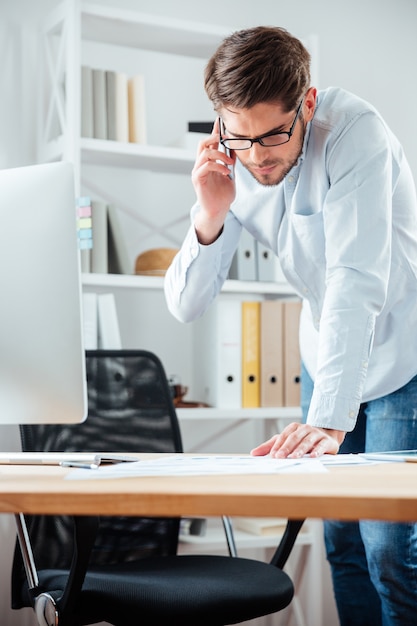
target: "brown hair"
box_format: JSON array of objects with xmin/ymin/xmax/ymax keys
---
[{"xmin": 204, "ymin": 26, "xmax": 311, "ymax": 113}]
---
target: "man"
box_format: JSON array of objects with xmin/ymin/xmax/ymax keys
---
[{"xmin": 164, "ymin": 26, "xmax": 417, "ymax": 625}]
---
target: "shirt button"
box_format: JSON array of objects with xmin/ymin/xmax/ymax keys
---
[
  {"xmin": 349, "ymin": 411, "xmax": 355, "ymax": 418},
  {"xmin": 288, "ymin": 175, "xmax": 295, "ymax": 183}
]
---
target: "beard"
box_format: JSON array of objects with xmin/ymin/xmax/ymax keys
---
[{"xmin": 242, "ymin": 124, "xmax": 306, "ymax": 187}]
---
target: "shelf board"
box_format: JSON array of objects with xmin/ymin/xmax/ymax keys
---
[
  {"xmin": 179, "ymin": 517, "xmax": 313, "ymax": 550},
  {"xmin": 82, "ymin": 3, "xmax": 230, "ymax": 58},
  {"xmin": 81, "ymin": 273, "xmax": 297, "ymax": 296},
  {"xmin": 178, "ymin": 526, "xmax": 313, "ymax": 553},
  {"xmin": 223, "ymin": 279, "xmax": 297, "ymax": 296},
  {"xmin": 176, "ymin": 407, "xmax": 302, "ymax": 421},
  {"xmin": 82, "ymin": 273, "xmax": 163, "ymax": 290},
  {"xmin": 81, "ymin": 138, "xmax": 195, "ymax": 173}
]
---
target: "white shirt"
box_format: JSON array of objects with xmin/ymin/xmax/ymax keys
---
[{"xmin": 164, "ymin": 87, "xmax": 417, "ymax": 432}]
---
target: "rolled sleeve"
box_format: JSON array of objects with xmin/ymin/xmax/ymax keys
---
[{"xmin": 164, "ymin": 209, "xmax": 241, "ymax": 322}]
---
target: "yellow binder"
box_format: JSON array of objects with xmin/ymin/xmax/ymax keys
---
[{"xmin": 242, "ymin": 301, "xmax": 261, "ymax": 408}]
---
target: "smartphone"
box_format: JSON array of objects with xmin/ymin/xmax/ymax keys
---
[{"xmin": 218, "ymin": 117, "xmax": 234, "ymax": 180}]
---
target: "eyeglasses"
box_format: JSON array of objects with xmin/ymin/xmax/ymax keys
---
[{"xmin": 219, "ymin": 99, "xmax": 304, "ymax": 150}]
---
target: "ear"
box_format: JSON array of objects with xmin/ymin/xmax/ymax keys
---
[{"xmin": 303, "ymin": 87, "xmax": 317, "ymax": 122}]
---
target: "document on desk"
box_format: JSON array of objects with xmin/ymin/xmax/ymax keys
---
[{"xmin": 66, "ymin": 454, "xmax": 329, "ymax": 480}]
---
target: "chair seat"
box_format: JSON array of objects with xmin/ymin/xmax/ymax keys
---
[{"xmin": 24, "ymin": 555, "xmax": 294, "ymax": 626}]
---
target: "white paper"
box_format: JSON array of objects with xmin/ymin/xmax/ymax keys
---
[{"xmin": 65, "ymin": 454, "xmax": 328, "ymax": 480}]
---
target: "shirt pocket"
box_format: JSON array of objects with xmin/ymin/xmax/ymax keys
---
[
  {"xmin": 279, "ymin": 211, "xmax": 326, "ymax": 310},
  {"xmin": 290, "ymin": 211, "xmax": 326, "ymax": 266}
]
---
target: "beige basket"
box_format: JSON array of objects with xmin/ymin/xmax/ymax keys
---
[{"xmin": 135, "ymin": 248, "xmax": 179, "ymax": 276}]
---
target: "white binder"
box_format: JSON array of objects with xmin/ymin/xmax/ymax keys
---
[
  {"xmin": 229, "ymin": 229, "xmax": 257, "ymax": 281},
  {"xmin": 194, "ymin": 299, "xmax": 242, "ymax": 409}
]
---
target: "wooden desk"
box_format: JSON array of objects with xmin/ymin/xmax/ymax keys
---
[{"xmin": 0, "ymin": 457, "xmax": 416, "ymax": 522}]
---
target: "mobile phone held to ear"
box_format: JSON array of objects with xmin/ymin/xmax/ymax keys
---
[{"xmin": 218, "ymin": 117, "xmax": 234, "ymax": 180}]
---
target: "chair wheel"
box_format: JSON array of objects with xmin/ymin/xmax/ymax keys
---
[{"xmin": 34, "ymin": 593, "xmax": 58, "ymax": 626}]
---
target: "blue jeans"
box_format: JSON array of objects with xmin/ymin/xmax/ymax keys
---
[{"xmin": 301, "ymin": 363, "xmax": 417, "ymax": 626}]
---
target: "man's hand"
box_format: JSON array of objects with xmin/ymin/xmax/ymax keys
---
[
  {"xmin": 192, "ymin": 119, "xmax": 236, "ymax": 245},
  {"xmin": 251, "ymin": 422, "xmax": 346, "ymax": 459}
]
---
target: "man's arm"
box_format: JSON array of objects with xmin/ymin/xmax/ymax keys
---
[{"xmin": 164, "ymin": 120, "xmax": 240, "ymax": 323}]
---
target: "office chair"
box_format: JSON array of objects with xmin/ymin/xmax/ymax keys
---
[{"xmin": 12, "ymin": 349, "xmax": 304, "ymax": 626}]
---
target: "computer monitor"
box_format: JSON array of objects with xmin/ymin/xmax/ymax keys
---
[{"xmin": 0, "ymin": 161, "xmax": 87, "ymax": 424}]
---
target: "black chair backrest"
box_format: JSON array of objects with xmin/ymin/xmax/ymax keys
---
[{"xmin": 12, "ymin": 350, "xmax": 183, "ymax": 605}]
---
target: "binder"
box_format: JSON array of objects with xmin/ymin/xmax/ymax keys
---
[
  {"xmin": 195, "ymin": 299, "xmax": 242, "ymax": 409},
  {"xmin": 260, "ymin": 300, "xmax": 284, "ymax": 407},
  {"xmin": 91, "ymin": 201, "xmax": 108, "ymax": 274},
  {"xmin": 257, "ymin": 243, "xmax": 275, "ymax": 282},
  {"xmin": 107, "ymin": 204, "xmax": 132, "ymax": 275},
  {"xmin": 256, "ymin": 243, "xmax": 288, "ymax": 284},
  {"xmin": 82, "ymin": 292, "xmax": 98, "ymax": 350},
  {"xmin": 241, "ymin": 301, "xmax": 260, "ymax": 408},
  {"xmin": 97, "ymin": 293, "xmax": 122, "ymax": 349},
  {"xmin": 274, "ymin": 257, "xmax": 287, "ymax": 283},
  {"xmin": 283, "ymin": 301, "xmax": 302, "ymax": 406},
  {"xmin": 229, "ymin": 229, "xmax": 257, "ymax": 281}
]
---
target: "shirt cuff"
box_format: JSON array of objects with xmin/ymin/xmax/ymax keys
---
[{"xmin": 306, "ymin": 390, "xmax": 360, "ymax": 432}]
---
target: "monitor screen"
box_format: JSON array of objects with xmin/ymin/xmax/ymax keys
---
[{"xmin": 0, "ymin": 161, "xmax": 87, "ymax": 424}]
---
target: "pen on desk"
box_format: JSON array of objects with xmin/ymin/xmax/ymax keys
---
[{"xmin": 60, "ymin": 461, "xmax": 99, "ymax": 470}]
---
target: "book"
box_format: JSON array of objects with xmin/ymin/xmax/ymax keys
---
[
  {"xmin": 283, "ymin": 301, "xmax": 302, "ymax": 406},
  {"xmin": 80, "ymin": 248, "xmax": 91, "ymax": 273},
  {"xmin": 241, "ymin": 301, "xmax": 260, "ymax": 408},
  {"xmin": 233, "ymin": 516, "xmax": 287, "ymax": 536},
  {"xmin": 106, "ymin": 70, "xmax": 129, "ymax": 142},
  {"xmin": 82, "ymin": 292, "xmax": 98, "ymax": 350},
  {"xmin": 260, "ymin": 300, "xmax": 284, "ymax": 407},
  {"xmin": 107, "ymin": 204, "xmax": 132, "ymax": 275},
  {"xmin": 128, "ymin": 74, "xmax": 147, "ymax": 144},
  {"xmin": 91, "ymin": 201, "xmax": 108, "ymax": 274},
  {"xmin": 229, "ymin": 229, "xmax": 258, "ymax": 281},
  {"xmin": 92, "ymin": 68, "xmax": 107, "ymax": 139},
  {"xmin": 97, "ymin": 293, "xmax": 122, "ymax": 349},
  {"xmin": 194, "ymin": 299, "xmax": 242, "ymax": 409},
  {"xmin": 81, "ymin": 66, "xmax": 94, "ymax": 138}
]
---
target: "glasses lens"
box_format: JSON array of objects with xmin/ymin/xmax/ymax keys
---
[
  {"xmin": 260, "ymin": 133, "xmax": 290, "ymax": 147},
  {"xmin": 222, "ymin": 139, "xmax": 252, "ymax": 150}
]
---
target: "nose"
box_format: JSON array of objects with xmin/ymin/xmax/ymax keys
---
[{"xmin": 250, "ymin": 141, "xmax": 270, "ymax": 162}]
